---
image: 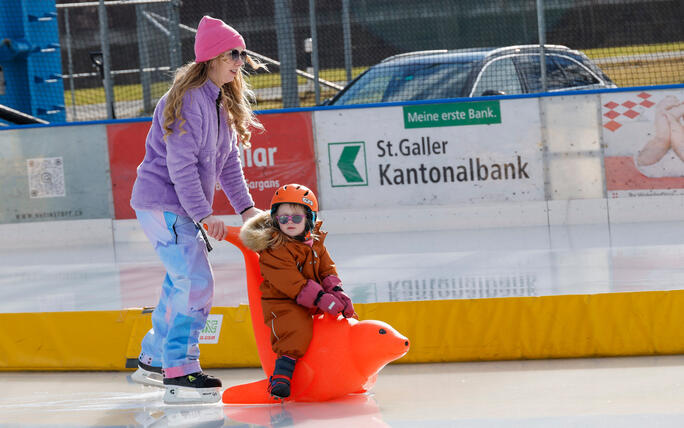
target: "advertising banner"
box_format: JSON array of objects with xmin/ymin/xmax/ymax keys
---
[
  {"xmin": 216, "ymin": 111, "xmax": 317, "ymax": 213},
  {"xmin": 314, "ymin": 99, "xmax": 544, "ymax": 209},
  {"xmin": 107, "ymin": 121, "xmax": 149, "ymax": 220},
  {"xmin": 108, "ymin": 112, "xmax": 317, "ymax": 219},
  {"xmin": 0, "ymin": 125, "xmax": 113, "ymax": 224},
  {"xmin": 602, "ymin": 88, "xmax": 684, "ymax": 198}
]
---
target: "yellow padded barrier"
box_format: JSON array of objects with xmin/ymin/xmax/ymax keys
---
[
  {"xmin": 0, "ymin": 306, "xmax": 259, "ymax": 371},
  {"xmin": 368, "ymin": 290, "xmax": 684, "ymax": 362},
  {"xmin": 2, "ymin": 290, "xmax": 684, "ymax": 371}
]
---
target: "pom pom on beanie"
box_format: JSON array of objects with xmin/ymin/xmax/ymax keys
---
[{"xmin": 194, "ymin": 16, "xmax": 245, "ymax": 63}]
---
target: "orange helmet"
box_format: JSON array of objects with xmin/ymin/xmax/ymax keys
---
[{"xmin": 270, "ymin": 183, "xmax": 318, "ymax": 213}]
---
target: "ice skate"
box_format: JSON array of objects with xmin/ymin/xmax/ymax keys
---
[
  {"xmin": 268, "ymin": 355, "xmax": 296, "ymax": 399},
  {"xmin": 163, "ymin": 372, "xmax": 222, "ymax": 404},
  {"xmin": 130, "ymin": 361, "xmax": 164, "ymax": 388}
]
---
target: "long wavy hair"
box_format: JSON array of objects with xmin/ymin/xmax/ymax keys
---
[{"xmin": 161, "ymin": 55, "xmax": 265, "ymax": 148}]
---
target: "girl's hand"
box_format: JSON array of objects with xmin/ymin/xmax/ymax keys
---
[
  {"xmin": 240, "ymin": 206, "xmax": 262, "ymax": 223},
  {"xmin": 201, "ymin": 215, "xmax": 226, "ymax": 241}
]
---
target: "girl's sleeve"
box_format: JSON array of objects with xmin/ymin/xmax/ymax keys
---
[
  {"xmin": 259, "ymin": 250, "xmax": 309, "ymax": 299},
  {"xmin": 165, "ymin": 106, "xmax": 213, "ymax": 222},
  {"xmin": 218, "ymin": 129, "xmax": 254, "ymax": 214}
]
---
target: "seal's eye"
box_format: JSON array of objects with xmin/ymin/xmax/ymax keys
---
[{"xmin": 379, "ymin": 329, "xmax": 387, "ymax": 334}]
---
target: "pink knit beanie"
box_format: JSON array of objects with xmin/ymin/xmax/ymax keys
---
[{"xmin": 194, "ymin": 16, "xmax": 245, "ymax": 63}]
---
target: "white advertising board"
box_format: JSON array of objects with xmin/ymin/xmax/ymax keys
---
[
  {"xmin": 602, "ymin": 88, "xmax": 684, "ymax": 198},
  {"xmin": 314, "ymin": 99, "xmax": 544, "ymax": 209},
  {"xmin": 0, "ymin": 124, "xmax": 113, "ymax": 224}
]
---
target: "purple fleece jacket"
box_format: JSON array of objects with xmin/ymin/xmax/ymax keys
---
[{"xmin": 130, "ymin": 79, "xmax": 253, "ymax": 221}]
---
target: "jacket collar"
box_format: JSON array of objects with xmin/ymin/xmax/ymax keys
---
[{"xmin": 201, "ymin": 79, "xmax": 222, "ymax": 101}]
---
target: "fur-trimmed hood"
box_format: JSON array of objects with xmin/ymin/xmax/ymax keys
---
[
  {"xmin": 240, "ymin": 211, "xmax": 276, "ymax": 252},
  {"xmin": 240, "ymin": 210, "xmax": 325, "ymax": 253}
]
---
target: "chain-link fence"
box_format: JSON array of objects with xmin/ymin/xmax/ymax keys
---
[{"xmin": 48, "ymin": 0, "xmax": 684, "ymax": 122}]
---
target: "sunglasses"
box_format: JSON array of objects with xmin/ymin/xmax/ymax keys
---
[
  {"xmin": 222, "ymin": 49, "xmax": 247, "ymax": 62},
  {"xmin": 276, "ymin": 214, "xmax": 305, "ymax": 225}
]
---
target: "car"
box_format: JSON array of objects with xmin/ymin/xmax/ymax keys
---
[{"xmin": 322, "ymin": 44, "xmax": 616, "ymax": 106}]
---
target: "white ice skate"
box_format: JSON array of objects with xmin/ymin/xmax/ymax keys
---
[
  {"xmin": 162, "ymin": 372, "xmax": 222, "ymax": 404},
  {"xmin": 129, "ymin": 362, "xmax": 164, "ymax": 388}
]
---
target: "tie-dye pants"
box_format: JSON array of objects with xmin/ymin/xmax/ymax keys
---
[{"xmin": 135, "ymin": 210, "xmax": 213, "ymax": 378}]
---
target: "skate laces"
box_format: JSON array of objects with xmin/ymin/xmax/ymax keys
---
[{"xmin": 187, "ymin": 372, "xmax": 212, "ymax": 384}]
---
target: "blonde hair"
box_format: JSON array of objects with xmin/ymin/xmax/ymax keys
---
[{"xmin": 162, "ymin": 55, "xmax": 266, "ymax": 148}]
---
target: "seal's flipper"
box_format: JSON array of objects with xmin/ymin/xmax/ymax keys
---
[{"xmin": 222, "ymin": 379, "xmax": 281, "ymax": 404}]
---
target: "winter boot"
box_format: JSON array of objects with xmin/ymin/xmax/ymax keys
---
[
  {"xmin": 268, "ymin": 355, "xmax": 296, "ymax": 399},
  {"xmin": 130, "ymin": 360, "xmax": 163, "ymax": 388},
  {"xmin": 163, "ymin": 372, "xmax": 222, "ymax": 404}
]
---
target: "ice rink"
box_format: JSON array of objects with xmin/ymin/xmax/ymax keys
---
[{"xmin": 2, "ymin": 220, "xmax": 684, "ymax": 427}]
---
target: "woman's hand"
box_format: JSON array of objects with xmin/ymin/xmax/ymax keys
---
[
  {"xmin": 200, "ymin": 215, "xmax": 226, "ymax": 241},
  {"xmin": 240, "ymin": 206, "xmax": 262, "ymax": 223}
]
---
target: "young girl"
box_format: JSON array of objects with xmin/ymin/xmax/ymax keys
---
[
  {"xmin": 129, "ymin": 16, "xmax": 262, "ymax": 404},
  {"xmin": 240, "ymin": 184, "xmax": 357, "ymax": 399}
]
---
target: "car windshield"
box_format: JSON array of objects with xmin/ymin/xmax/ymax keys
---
[{"xmin": 332, "ymin": 60, "xmax": 478, "ymax": 105}]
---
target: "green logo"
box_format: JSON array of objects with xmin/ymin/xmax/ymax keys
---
[
  {"xmin": 328, "ymin": 142, "xmax": 368, "ymax": 187},
  {"xmin": 403, "ymin": 101, "xmax": 501, "ymax": 128},
  {"xmin": 201, "ymin": 319, "xmax": 218, "ymax": 334}
]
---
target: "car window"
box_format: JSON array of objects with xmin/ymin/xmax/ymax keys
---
[
  {"xmin": 383, "ymin": 62, "xmax": 476, "ymax": 102},
  {"xmin": 551, "ymin": 55, "xmax": 601, "ymax": 87},
  {"xmin": 332, "ymin": 61, "xmax": 476, "ymax": 105},
  {"xmin": 471, "ymin": 57, "xmax": 523, "ymax": 96},
  {"xmin": 514, "ymin": 55, "xmax": 544, "ymax": 92},
  {"xmin": 514, "ymin": 54, "xmax": 600, "ymax": 92},
  {"xmin": 332, "ymin": 69, "xmax": 395, "ymax": 105}
]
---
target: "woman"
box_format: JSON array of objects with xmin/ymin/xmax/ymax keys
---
[{"xmin": 129, "ymin": 15, "xmax": 263, "ymax": 404}]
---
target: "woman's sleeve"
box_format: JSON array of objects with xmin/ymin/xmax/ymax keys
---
[
  {"xmin": 219, "ymin": 128, "xmax": 254, "ymax": 214},
  {"xmin": 165, "ymin": 105, "xmax": 213, "ymax": 221}
]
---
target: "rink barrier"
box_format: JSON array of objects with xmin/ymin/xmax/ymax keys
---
[
  {"xmin": 3, "ymin": 86, "xmax": 684, "ymax": 230},
  {"xmin": 2, "ymin": 290, "xmax": 684, "ymax": 370},
  {"xmin": 3, "ymin": 86, "xmax": 684, "ymax": 369}
]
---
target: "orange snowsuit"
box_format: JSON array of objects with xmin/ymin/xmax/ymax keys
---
[{"xmin": 240, "ymin": 211, "xmax": 338, "ymax": 358}]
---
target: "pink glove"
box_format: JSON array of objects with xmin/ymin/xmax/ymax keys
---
[
  {"xmin": 296, "ymin": 279, "xmax": 343, "ymax": 315},
  {"xmin": 322, "ymin": 276, "xmax": 356, "ymax": 318}
]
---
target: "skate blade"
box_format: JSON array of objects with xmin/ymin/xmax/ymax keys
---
[
  {"xmin": 129, "ymin": 368, "xmax": 164, "ymax": 388},
  {"xmin": 163, "ymin": 386, "xmax": 221, "ymax": 404},
  {"xmin": 268, "ymin": 393, "xmax": 287, "ymax": 401}
]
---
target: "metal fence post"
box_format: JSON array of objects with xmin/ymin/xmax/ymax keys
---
[
  {"xmin": 341, "ymin": 0, "xmax": 352, "ymax": 83},
  {"xmin": 167, "ymin": 0, "xmax": 181, "ymax": 71},
  {"xmin": 536, "ymin": 0, "xmax": 547, "ymax": 93},
  {"xmin": 136, "ymin": 4, "xmax": 152, "ymax": 113},
  {"xmin": 308, "ymin": 0, "xmax": 320, "ymax": 104},
  {"xmin": 98, "ymin": 0, "xmax": 115, "ymax": 119},
  {"xmin": 274, "ymin": 0, "xmax": 299, "ymax": 108},
  {"xmin": 64, "ymin": 8, "xmax": 77, "ymax": 121}
]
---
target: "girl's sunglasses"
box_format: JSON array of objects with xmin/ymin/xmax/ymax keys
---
[
  {"xmin": 276, "ymin": 215, "xmax": 305, "ymax": 225},
  {"xmin": 223, "ymin": 49, "xmax": 247, "ymax": 62}
]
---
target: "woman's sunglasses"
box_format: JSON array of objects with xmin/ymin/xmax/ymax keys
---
[
  {"xmin": 276, "ymin": 215, "xmax": 305, "ymax": 225},
  {"xmin": 223, "ymin": 49, "xmax": 247, "ymax": 62}
]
